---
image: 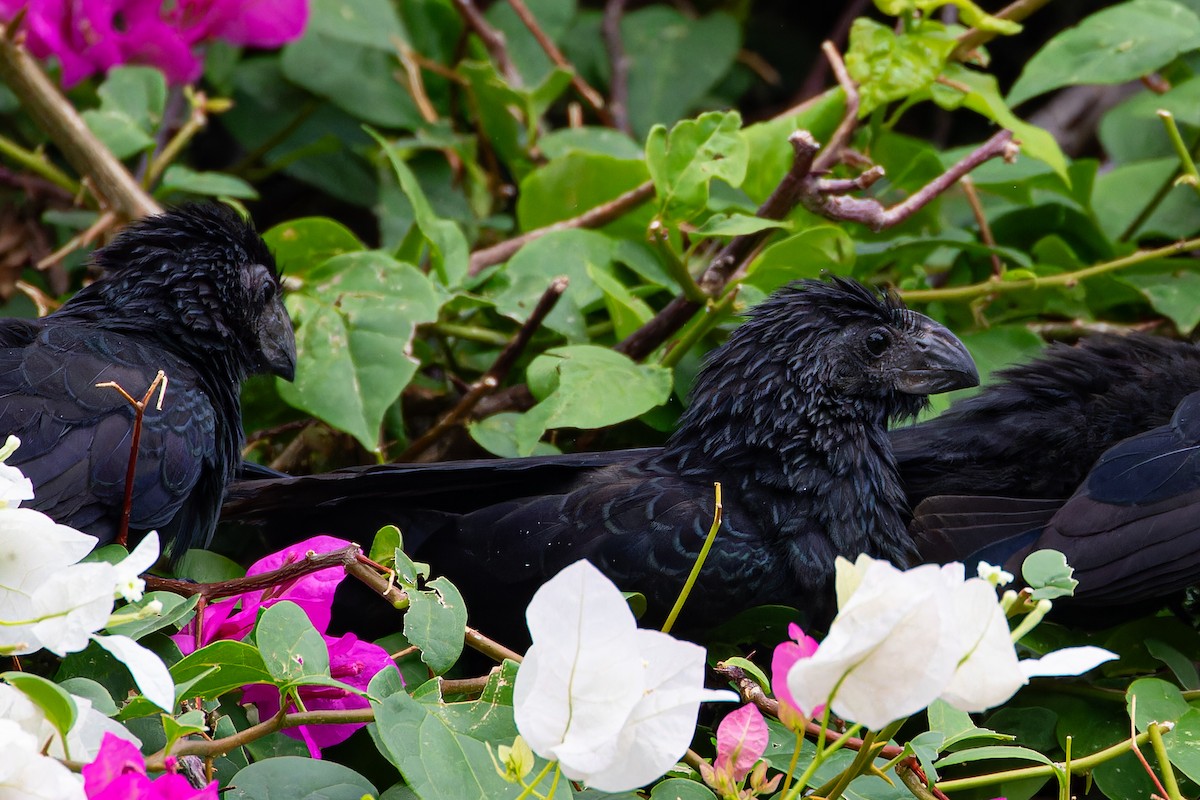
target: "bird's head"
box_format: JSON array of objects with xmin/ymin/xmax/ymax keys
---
[
  {"xmin": 695, "ymin": 277, "xmax": 978, "ymax": 428},
  {"xmin": 88, "ymin": 204, "xmax": 297, "ymax": 382}
]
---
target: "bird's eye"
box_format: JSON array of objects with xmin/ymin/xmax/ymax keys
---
[{"xmin": 865, "ymin": 329, "xmax": 889, "ymax": 357}]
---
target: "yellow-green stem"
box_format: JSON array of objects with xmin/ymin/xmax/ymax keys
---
[
  {"xmin": 937, "ymin": 729, "xmax": 1154, "ymax": 792},
  {"xmin": 515, "ymin": 761, "xmax": 557, "ymax": 800},
  {"xmin": 1148, "ymin": 723, "xmax": 1184, "ymax": 800},
  {"xmin": 1158, "ymin": 110, "xmax": 1200, "ymax": 201},
  {"xmin": 0, "ymin": 134, "xmax": 78, "ymax": 192},
  {"xmin": 661, "ymin": 482, "xmax": 722, "ymax": 633},
  {"xmin": 779, "ymin": 729, "xmax": 805, "ymax": 797},
  {"xmin": 143, "ymin": 93, "xmax": 207, "ymax": 190},
  {"xmin": 902, "ymin": 236, "xmax": 1200, "ymax": 304},
  {"xmin": 660, "ymin": 288, "xmax": 739, "ymax": 369}
]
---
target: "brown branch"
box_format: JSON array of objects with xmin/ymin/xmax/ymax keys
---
[
  {"xmin": 399, "ymin": 276, "xmax": 569, "ymax": 460},
  {"xmin": 95, "ymin": 371, "xmax": 168, "ymax": 547},
  {"xmin": 602, "ymin": 0, "xmax": 633, "ymax": 135},
  {"xmin": 0, "ymin": 23, "xmax": 160, "ymax": 220},
  {"xmin": 36, "ymin": 209, "xmax": 118, "ymax": 270},
  {"xmin": 798, "ymin": 129, "xmax": 1016, "ymax": 232},
  {"xmin": 814, "ymin": 41, "xmax": 860, "ymax": 173},
  {"xmin": 451, "ymin": 0, "xmax": 520, "ymax": 86},
  {"xmin": 506, "ymin": 0, "xmax": 612, "ymax": 125},
  {"xmin": 468, "ymin": 180, "xmax": 654, "ymax": 275},
  {"xmin": 797, "ymin": 0, "xmax": 870, "ymax": 101}
]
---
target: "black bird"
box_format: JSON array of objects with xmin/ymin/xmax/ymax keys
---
[
  {"xmin": 224, "ymin": 278, "xmax": 978, "ymax": 634},
  {"xmin": 896, "ymin": 333, "xmax": 1200, "ymax": 611},
  {"xmin": 0, "ymin": 204, "xmax": 296, "ymax": 556}
]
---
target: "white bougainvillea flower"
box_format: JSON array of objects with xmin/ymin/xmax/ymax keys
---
[
  {"xmin": 113, "ymin": 531, "xmax": 160, "ymax": 603},
  {"xmin": 513, "ymin": 560, "xmax": 735, "ymax": 792},
  {"xmin": 0, "ymin": 719, "xmax": 85, "ymax": 800},
  {"xmin": 0, "ymin": 435, "xmax": 33, "ymax": 509},
  {"xmin": 0, "ymin": 509, "xmax": 98, "ymax": 617},
  {"xmin": 788, "ymin": 555, "xmax": 1117, "ymax": 730},
  {"xmin": 788, "ymin": 556, "xmax": 962, "ymax": 730},
  {"xmin": 0, "ymin": 682, "xmax": 138, "ymax": 762},
  {"xmin": 92, "ymin": 634, "xmax": 175, "ymax": 712},
  {"xmin": 1020, "ymin": 646, "xmax": 1118, "ymax": 678},
  {"xmin": 976, "ymin": 561, "xmax": 1014, "ymax": 587}
]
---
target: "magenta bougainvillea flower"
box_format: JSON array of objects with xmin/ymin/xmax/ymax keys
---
[
  {"xmin": 84, "ymin": 732, "xmax": 216, "ymax": 799},
  {"xmin": 171, "ymin": 536, "xmax": 396, "ymax": 758},
  {"xmin": 0, "ymin": 0, "xmax": 308, "ymax": 87},
  {"xmin": 771, "ymin": 622, "xmax": 822, "ymax": 729}
]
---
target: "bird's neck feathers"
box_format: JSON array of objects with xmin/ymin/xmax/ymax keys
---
[{"xmin": 660, "ymin": 303, "xmax": 918, "ymax": 563}]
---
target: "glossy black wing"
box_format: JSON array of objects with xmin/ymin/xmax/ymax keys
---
[{"xmin": 0, "ymin": 325, "xmax": 217, "ymax": 545}]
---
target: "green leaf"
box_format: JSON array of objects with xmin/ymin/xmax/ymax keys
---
[
  {"xmin": 158, "ymin": 165, "xmax": 258, "ymax": 199},
  {"xmin": 691, "ymin": 213, "xmax": 791, "ymax": 238},
  {"xmin": 1118, "ymin": 263, "xmax": 1200, "ymax": 334},
  {"xmin": 279, "ymin": 251, "xmax": 440, "ymax": 453},
  {"xmin": 1145, "ymin": 639, "xmax": 1200, "ymax": 689},
  {"xmin": 405, "ymin": 577, "xmax": 468, "ymax": 675},
  {"xmin": 369, "ymin": 525, "xmax": 403, "ymax": 567},
  {"xmin": 1163, "ymin": 709, "xmax": 1200, "ymax": 784},
  {"xmin": 97, "ymin": 66, "xmax": 166, "ymax": 130},
  {"xmin": 934, "ymin": 744, "xmax": 1054, "ymax": 768},
  {"xmin": 1127, "ymin": 677, "xmax": 1191, "ymax": 731},
  {"xmin": 587, "ymin": 262, "xmax": 653, "ymax": 340},
  {"xmin": 933, "ymin": 63, "xmax": 1069, "ymax": 180},
  {"xmin": 621, "ymin": 7, "xmax": 740, "ymax": 138},
  {"xmin": 162, "ymin": 709, "xmax": 207, "ymax": 754},
  {"xmin": 649, "ymin": 779, "xmax": 717, "ymax": 799},
  {"xmin": 262, "ymin": 217, "xmax": 366, "ymax": 277},
  {"xmin": 744, "ymin": 226, "xmax": 855, "ymax": 294},
  {"xmin": 468, "ymin": 413, "xmax": 562, "ymax": 458},
  {"xmin": 374, "ymin": 130, "xmax": 471, "ymax": 287},
  {"xmin": 56, "ymin": 678, "xmax": 117, "ymax": 717},
  {"xmin": 485, "ymin": 0, "xmax": 577, "ymax": 85},
  {"xmin": 721, "ymin": 657, "xmax": 770, "ymax": 693},
  {"xmin": 845, "ymin": 18, "xmax": 957, "ymax": 116},
  {"xmin": 305, "ymin": 0, "xmax": 406, "ymax": 49},
  {"xmin": 105, "ymin": 592, "xmax": 199, "ymax": 641},
  {"xmin": 491, "ymin": 229, "xmax": 614, "ymax": 340},
  {"xmin": 1021, "ymin": 549, "xmax": 1079, "ymax": 600},
  {"xmin": 1, "ymin": 673, "xmax": 77, "ymax": 746},
  {"xmin": 517, "ymin": 151, "xmax": 652, "ymax": 237},
  {"xmin": 171, "ymin": 641, "xmax": 274, "ymax": 699},
  {"xmin": 371, "ymin": 679, "xmax": 523, "ymax": 800},
  {"xmin": 646, "ymin": 111, "xmax": 748, "ymax": 223},
  {"xmin": 175, "ymin": 550, "xmax": 245, "ymax": 583},
  {"xmin": 910, "ymin": 730, "xmax": 945, "ymax": 783},
  {"xmin": 1008, "ymin": 0, "xmax": 1200, "ymax": 106},
  {"xmin": 82, "ymin": 109, "xmax": 155, "ymax": 160},
  {"xmin": 255, "ymin": 602, "xmax": 330, "ymax": 684},
  {"xmin": 227, "ymin": 756, "xmax": 377, "ymax": 800},
  {"xmin": 517, "ymin": 345, "xmax": 673, "ymax": 453}
]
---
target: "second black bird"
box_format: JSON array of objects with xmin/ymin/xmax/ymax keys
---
[{"xmin": 225, "ymin": 278, "xmax": 977, "ymax": 635}]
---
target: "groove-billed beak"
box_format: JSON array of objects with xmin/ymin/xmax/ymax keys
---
[
  {"xmin": 258, "ymin": 298, "xmax": 297, "ymax": 382},
  {"xmin": 893, "ymin": 313, "xmax": 979, "ymax": 395}
]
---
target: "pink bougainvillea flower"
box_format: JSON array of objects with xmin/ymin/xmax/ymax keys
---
[
  {"xmin": 715, "ymin": 703, "xmax": 768, "ymax": 781},
  {"xmin": 172, "ymin": 534, "xmax": 349, "ymax": 655},
  {"xmin": 171, "ymin": 536, "xmax": 396, "ymax": 758},
  {"xmin": 771, "ymin": 623, "xmax": 822, "ymax": 729},
  {"xmin": 0, "ymin": 0, "xmax": 308, "ymax": 87},
  {"xmin": 241, "ymin": 631, "xmax": 394, "ymax": 756},
  {"xmin": 83, "ymin": 732, "xmax": 216, "ymax": 799}
]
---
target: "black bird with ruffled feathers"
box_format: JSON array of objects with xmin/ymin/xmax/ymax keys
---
[
  {"xmin": 0, "ymin": 204, "xmax": 295, "ymax": 556},
  {"xmin": 225, "ymin": 277, "xmax": 976, "ymax": 635}
]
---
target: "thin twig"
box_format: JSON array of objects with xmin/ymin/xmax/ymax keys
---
[
  {"xmin": 451, "ymin": 0, "xmax": 520, "ymax": 85},
  {"xmin": 602, "ymin": 0, "xmax": 632, "ymax": 135},
  {"xmin": 468, "ymin": 180, "xmax": 655, "ymax": 274},
  {"xmin": 399, "ymin": 276, "xmax": 569, "ymax": 460},
  {"xmin": 506, "ymin": 0, "xmax": 612, "ymax": 125},
  {"xmin": 797, "ymin": 0, "xmax": 870, "ymax": 101},
  {"xmin": 143, "ymin": 90, "xmax": 209, "ymax": 190},
  {"xmin": 94, "ymin": 371, "xmax": 168, "ymax": 547},
  {"xmin": 0, "ymin": 23, "xmax": 160, "ymax": 220},
  {"xmin": 814, "ymin": 41, "xmax": 861, "ymax": 173},
  {"xmin": 959, "ymin": 175, "xmax": 1004, "ymax": 276},
  {"xmin": 36, "ymin": 210, "xmax": 118, "ymax": 270},
  {"xmin": 465, "ymin": 626, "xmax": 523, "ymax": 663}
]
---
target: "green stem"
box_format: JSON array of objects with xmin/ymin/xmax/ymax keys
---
[
  {"xmin": 516, "ymin": 761, "xmax": 557, "ymax": 800},
  {"xmin": 1157, "ymin": 110, "xmax": 1200, "ymax": 201},
  {"xmin": 1148, "ymin": 723, "xmax": 1184, "ymax": 800},
  {"xmin": 431, "ymin": 322, "xmax": 513, "ymax": 346},
  {"xmin": 821, "ymin": 730, "xmax": 877, "ymax": 800},
  {"xmin": 937, "ymin": 729, "xmax": 1154, "ymax": 792},
  {"xmin": 1010, "ymin": 599, "xmax": 1052, "ymax": 642},
  {"xmin": 651, "ymin": 221, "xmax": 707, "ymax": 303},
  {"xmin": 902, "ymin": 237, "xmax": 1200, "ymax": 304},
  {"xmin": 779, "ymin": 730, "xmax": 805, "ymax": 797},
  {"xmin": 660, "ymin": 287, "xmax": 739, "ymax": 370},
  {"xmin": 143, "ymin": 90, "xmax": 206, "ymax": 190},
  {"xmin": 0, "ymin": 133, "xmax": 78, "ymax": 193},
  {"xmin": 661, "ymin": 482, "xmax": 722, "ymax": 633}
]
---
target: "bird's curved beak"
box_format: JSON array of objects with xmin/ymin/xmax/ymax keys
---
[
  {"xmin": 258, "ymin": 298, "xmax": 297, "ymax": 382},
  {"xmin": 893, "ymin": 313, "xmax": 979, "ymax": 395}
]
